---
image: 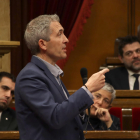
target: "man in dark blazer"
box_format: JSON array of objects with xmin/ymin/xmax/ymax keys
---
[
  {"xmin": 15, "ymin": 14, "xmax": 109, "ymax": 140},
  {"xmin": 0, "ymin": 72, "xmax": 18, "ymax": 130},
  {"xmin": 105, "ymin": 36, "xmax": 140, "ymax": 90}
]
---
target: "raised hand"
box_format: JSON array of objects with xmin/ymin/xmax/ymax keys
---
[
  {"xmin": 94, "ymin": 106, "xmax": 113, "ymax": 128},
  {"xmin": 85, "ymin": 68, "xmax": 109, "ymax": 92}
]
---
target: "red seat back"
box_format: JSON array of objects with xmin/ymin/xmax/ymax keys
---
[
  {"xmin": 11, "ymin": 107, "xmax": 15, "ymax": 110},
  {"xmin": 109, "ymin": 107, "xmax": 123, "ymax": 130},
  {"xmin": 132, "ymin": 108, "xmax": 140, "ymax": 130}
]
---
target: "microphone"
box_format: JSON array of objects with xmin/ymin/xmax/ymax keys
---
[
  {"xmin": 80, "ymin": 67, "xmax": 91, "ymax": 136},
  {"xmin": 80, "ymin": 67, "xmax": 88, "ymax": 85}
]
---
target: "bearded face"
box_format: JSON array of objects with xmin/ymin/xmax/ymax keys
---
[{"xmin": 119, "ymin": 42, "xmax": 140, "ymax": 73}]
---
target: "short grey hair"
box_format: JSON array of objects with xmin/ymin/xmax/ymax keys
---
[
  {"xmin": 24, "ymin": 14, "xmax": 60, "ymax": 55},
  {"xmin": 102, "ymin": 83, "xmax": 116, "ymax": 104}
]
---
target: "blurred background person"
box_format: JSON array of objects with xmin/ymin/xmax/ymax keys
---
[
  {"xmin": 105, "ymin": 36, "xmax": 140, "ymax": 90},
  {"xmin": 0, "ymin": 72, "xmax": 18, "ymax": 131},
  {"xmin": 83, "ymin": 83, "xmax": 120, "ymax": 130}
]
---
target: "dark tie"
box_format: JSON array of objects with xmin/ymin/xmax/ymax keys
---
[{"xmin": 133, "ymin": 74, "xmax": 140, "ymax": 90}]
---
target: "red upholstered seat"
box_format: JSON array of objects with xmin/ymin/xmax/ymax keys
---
[
  {"xmin": 109, "ymin": 107, "xmax": 123, "ymax": 130},
  {"xmin": 11, "ymin": 107, "xmax": 15, "ymax": 110},
  {"xmin": 132, "ymin": 108, "xmax": 140, "ymax": 130}
]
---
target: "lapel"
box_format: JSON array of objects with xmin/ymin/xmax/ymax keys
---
[
  {"xmin": 31, "ymin": 56, "xmax": 67, "ymax": 100},
  {"xmin": 0, "ymin": 109, "xmax": 12, "ymax": 130},
  {"xmin": 120, "ymin": 67, "xmax": 130, "ymax": 89},
  {"xmin": 61, "ymin": 80, "xmax": 70, "ymax": 98}
]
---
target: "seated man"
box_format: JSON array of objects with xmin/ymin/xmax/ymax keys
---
[
  {"xmin": 105, "ymin": 36, "xmax": 140, "ymax": 90},
  {"xmin": 0, "ymin": 72, "xmax": 18, "ymax": 130},
  {"xmin": 82, "ymin": 83, "xmax": 120, "ymax": 130}
]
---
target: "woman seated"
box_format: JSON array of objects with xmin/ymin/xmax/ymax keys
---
[{"xmin": 82, "ymin": 83, "xmax": 120, "ymax": 130}]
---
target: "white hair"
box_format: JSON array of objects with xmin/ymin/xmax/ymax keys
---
[
  {"xmin": 24, "ymin": 14, "xmax": 60, "ymax": 55},
  {"xmin": 102, "ymin": 83, "xmax": 116, "ymax": 103}
]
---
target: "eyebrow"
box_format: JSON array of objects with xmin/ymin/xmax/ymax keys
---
[
  {"xmin": 95, "ymin": 93, "xmax": 110, "ymax": 101},
  {"xmin": 95, "ymin": 93, "xmax": 101, "ymax": 95},
  {"xmin": 125, "ymin": 48, "xmax": 140, "ymax": 53},
  {"xmin": 58, "ymin": 29, "xmax": 64, "ymax": 33},
  {"xmin": 104, "ymin": 98, "xmax": 110, "ymax": 101},
  {"xmin": 1, "ymin": 85, "xmax": 10, "ymax": 89}
]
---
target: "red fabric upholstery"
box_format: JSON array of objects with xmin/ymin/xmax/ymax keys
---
[
  {"xmin": 11, "ymin": 107, "xmax": 15, "ymax": 110},
  {"xmin": 132, "ymin": 108, "xmax": 140, "ymax": 130},
  {"xmin": 109, "ymin": 107, "xmax": 123, "ymax": 130}
]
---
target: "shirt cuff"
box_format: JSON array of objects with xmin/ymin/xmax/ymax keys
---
[{"xmin": 82, "ymin": 86, "xmax": 93, "ymax": 100}]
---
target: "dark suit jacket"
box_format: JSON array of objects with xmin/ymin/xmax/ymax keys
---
[
  {"xmin": 105, "ymin": 67, "xmax": 130, "ymax": 89},
  {"xmin": 82, "ymin": 114, "xmax": 120, "ymax": 130},
  {"xmin": 15, "ymin": 56, "xmax": 93, "ymax": 140},
  {"xmin": 0, "ymin": 108, "xmax": 18, "ymax": 131}
]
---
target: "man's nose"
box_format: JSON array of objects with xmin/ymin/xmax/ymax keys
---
[
  {"xmin": 5, "ymin": 91, "xmax": 11, "ymax": 98},
  {"xmin": 133, "ymin": 51, "xmax": 138, "ymax": 58},
  {"xmin": 63, "ymin": 34, "xmax": 69, "ymax": 44}
]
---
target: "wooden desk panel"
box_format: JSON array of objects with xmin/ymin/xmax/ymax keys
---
[
  {"xmin": 112, "ymin": 99, "xmax": 140, "ymax": 108},
  {"xmin": 68, "ymin": 90, "xmax": 140, "ymax": 98},
  {"xmin": 115, "ymin": 90, "xmax": 140, "ymax": 98},
  {"xmin": 0, "ymin": 131, "xmax": 19, "ymax": 140},
  {"xmin": 84, "ymin": 131, "xmax": 140, "ymax": 140},
  {"xmin": 0, "ymin": 131, "xmax": 140, "ymax": 140},
  {"xmin": 106, "ymin": 57, "xmax": 122, "ymax": 64}
]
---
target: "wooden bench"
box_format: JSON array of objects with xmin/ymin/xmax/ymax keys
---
[
  {"xmin": 84, "ymin": 131, "xmax": 140, "ymax": 140},
  {"xmin": 106, "ymin": 57, "xmax": 121, "ymax": 65},
  {"xmin": 0, "ymin": 131, "xmax": 19, "ymax": 140},
  {"xmin": 0, "ymin": 131, "xmax": 140, "ymax": 140}
]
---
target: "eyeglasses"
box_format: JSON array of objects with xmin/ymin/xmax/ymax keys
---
[{"xmin": 94, "ymin": 94, "xmax": 111, "ymax": 105}]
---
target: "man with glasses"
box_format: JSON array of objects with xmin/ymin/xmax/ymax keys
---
[
  {"xmin": 82, "ymin": 83, "xmax": 120, "ymax": 130},
  {"xmin": 105, "ymin": 36, "xmax": 140, "ymax": 90}
]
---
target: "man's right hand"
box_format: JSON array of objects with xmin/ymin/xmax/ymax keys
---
[{"xmin": 85, "ymin": 68, "xmax": 109, "ymax": 92}]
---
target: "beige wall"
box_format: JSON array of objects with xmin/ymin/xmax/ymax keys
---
[
  {"xmin": 61, "ymin": 0, "xmax": 136, "ymax": 89},
  {"xmin": 0, "ymin": 0, "xmax": 10, "ymax": 72}
]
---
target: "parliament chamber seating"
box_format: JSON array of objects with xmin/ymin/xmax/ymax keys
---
[
  {"xmin": 132, "ymin": 108, "xmax": 140, "ymax": 130},
  {"xmin": 1, "ymin": 131, "xmax": 140, "ymax": 140},
  {"xmin": 109, "ymin": 107, "xmax": 123, "ymax": 130}
]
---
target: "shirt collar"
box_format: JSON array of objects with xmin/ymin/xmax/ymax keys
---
[
  {"xmin": 127, "ymin": 69, "xmax": 140, "ymax": 76},
  {"xmin": 34, "ymin": 55, "xmax": 64, "ymax": 78}
]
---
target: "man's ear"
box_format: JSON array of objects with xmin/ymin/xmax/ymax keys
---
[
  {"xmin": 38, "ymin": 39, "xmax": 47, "ymax": 51},
  {"xmin": 118, "ymin": 55, "xmax": 124, "ymax": 63}
]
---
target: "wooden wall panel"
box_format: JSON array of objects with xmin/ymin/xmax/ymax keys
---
[
  {"xmin": 62, "ymin": 0, "xmax": 129, "ymax": 89},
  {"xmin": 0, "ymin": 0, "xmax": 11, "ymax": 72},
  {"xmin": 10, "ymin": 0, "xmax": 30, "ymax": 76},
  {"xmin": 135, "ymin": 0, "xmax": 140, "ymax": 35}
]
